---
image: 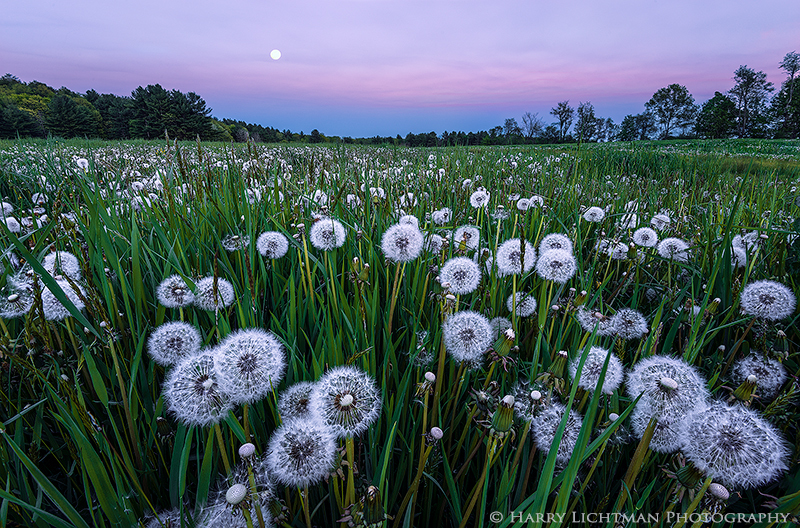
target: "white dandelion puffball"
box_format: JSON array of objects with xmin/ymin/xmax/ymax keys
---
[
  {"xmin": 535, "ymin": 249, "xmax": 576, "ymax": 284},
  {"xmin": 381, "ymin": 223, "xmax": 424, "ymax": 263},
  {"xmin": 424, "ymin": 233, "xmax": 445, "ymax": 253},
  {"xmin": 432, "ymin": 207, "xmax": 452, "ymax": 225},
  {"xmin": 156, "ymin": 274, "xmax": 195, "ymax": 308},
  {"xmin": 610, "ymin": 308, "xmax": 648, "ymax": 340},
  {"xmin": 538, "ymin": 233, "xmax": 573, "ymax": 255},
  {"xmin": 568, "ymin": 346, "xmax": 624, "ymax": 395},
  {"xmin": 731, "ymin": 246, "xmax": 747, "ymax": 268},
  {"xmin": 618, "ymin": 213, "xmax": 638, "ymax": 230},
  {"xmin": 163, "ymin": 352, "xmax": 233, "ymax": 427},
  {"xmin": 266, "ymin": 418, "xmax": 337, "ymax": 488},
  {"xmin": 629, "ymin": 401, "xmax": 688, "ymax": 453},
  {"xmin": 76, "ymin": 158, "xmax": 89, "ymax": 170},
  {"xmin": 42, "ymin": 251, "xmax": 82, "ymax": 280},
  {"xmin": 442, "ymin": 310, "xmax": 492, "ymax": 366},
  {"xmin": 495, "ymin": 238, "xmax": 536, "ymax": 277},
  {"xmin": 732, "ymin": 353, "xmax": 787, "ymax": 401},
  {"xmin": 257, "ymin": 231, "xmax": 290, "ymax": 259},
  {"xmin": 41, "ymin": 279, "xmax": 86, "ymax": 321},
  {"xmin": 506, "ymin": 292, "xmax": 537, "ymax": 317},
  {"xmin": 214, "ymin": 328, "xmax": 286, "ymax": 405},
  {"xmin": 739, "ymin": 280, "xmax": 796, "ymax": 321},
  {"xmin": 453, "ymin": 225, "xmax": 480, "ymax": 250},
  {"xmin": 221, "ymin": 234, "xmax": 250, "ymax": 252},
  {"xmin": 583, "ymin": 206, "xmax": 605, "ymax": 222},
  {"xmin": 193, "ymin": 276, "xmax": 235, "ymax": 311},
  {"xmin": 627, "ymin": 355, "xmax": 709, "ymax": 421},
  {"xmin": 489, "ymin": 317, "xmax": 512, "ymax": 340},
  {"xmin": 632, "ymin": 227, "xmax": 658, "ymax": 248},
  {"xmin": 650, "ymin": 214, "xmax": 671, "ymax": 231},
  {"xmin": 309, "ymin": 365, "xmax": 382, "ymax": 438},
  {"xmin": 657, "ymin": 237, "xmax": 690, "ymax": 263},
  {"xmin": 680, "ymin": 402, "xmax": 789, "ymax": 489},
  {"xmin": 531, "ymin": 402, "xmax": 584, "ymax": 463},
  {"xmin": 147, "ymin": 321, "xmax": 202, "ymax": 366},
  {"xmin": 399, "ymin": 214, "xmax": 420, "ymax": 229},
  {"xmin": 0, "ymin": 287, "xmax": 33, "ymax": 319},
  {"xmin": 516, "ymin": 197, "xmax": 530, "ymax": 211},
  {"xmin": 575, "ymin": 308, "xmax": 616, "ymax": 337},
  {"xmin": 278, "ymin": 381, "xmax": 318, "ymax": 421},
  {"xmin": 469, "ymin": 187, "xmax": 490, "ymax": 208},
  {"xmin": 1, "ymin": 201, "xmax": 14, "ymax": 216},
  {"xmin": 439, "ymin": 257, "xmax": 481, "ymax": 295},
  {"xmin": 309, "ymin": 217, "xmax": 347, "ymax": 251}
]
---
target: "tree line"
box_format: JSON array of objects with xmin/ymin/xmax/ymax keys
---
[{"xmin": 1, "ymin": 51, "xmax": 798, "ymax": 144}]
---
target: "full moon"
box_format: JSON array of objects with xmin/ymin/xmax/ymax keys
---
[{"xmin": 270, "ymin": 49, "xmax": 281, "ymax": 60}]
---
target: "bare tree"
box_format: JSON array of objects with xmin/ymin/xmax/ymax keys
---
[{"xmin": 521, "ymin": 111, "xmax": 544, "ymax": 139}]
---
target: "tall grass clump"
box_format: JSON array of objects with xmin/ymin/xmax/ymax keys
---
[{"xmin": 0, "ymin": 137, "xmax": 798, "ymax": 527}]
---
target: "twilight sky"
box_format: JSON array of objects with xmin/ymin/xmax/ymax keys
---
[{"xmin": 2, "ymin": 0, "xmax": 799, "ymax": 137}]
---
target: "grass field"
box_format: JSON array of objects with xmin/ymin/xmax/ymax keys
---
[{"xmin": 0, "ymin": 138, "xmax": 798, "ymax": 527}]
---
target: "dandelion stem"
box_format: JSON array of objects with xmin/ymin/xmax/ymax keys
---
[
  {"xmin": 387, "ymin": 262, "xmax": 404, "ymax": 337},
  {"xmin": 345, "ymin": 436, "xmax": 356, "ymax": 510},
  {"xmin": 214, "ymin": 423, "xmax": 232, "ymax": 476},
  {"xmin": 246, "ymin": 462, "xmax": 266, "ymax": 528},
  {"xmin": 302, "ymin": 486, "xmax": 312, "ymax": 528}
]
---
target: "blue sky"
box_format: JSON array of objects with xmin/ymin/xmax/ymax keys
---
[{"xmin": 2, "ymin": 0, "xmax": 799, "ymax": 136}]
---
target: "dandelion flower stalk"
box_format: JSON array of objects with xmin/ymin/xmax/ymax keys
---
[{"xmin": 386, "ymin": 261, "xmax": 404, "ymax": 337}]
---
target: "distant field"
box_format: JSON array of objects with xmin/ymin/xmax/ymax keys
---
[{"xmin": 0, "ymin": 138, "xmax": 798, "ymax": 527}]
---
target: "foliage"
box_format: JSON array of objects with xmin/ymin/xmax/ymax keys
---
[
  {"xmin": 730, "ymin": 66, "xmax": 775, "ymax": 138},
  {"xmin": 695, "ymin": 92, "xmax": 737, "ymax": 139},
  {"xmin": 645, "ymin": 84, "xmax": 698, "ymax": 139},
  {"xmin": 0, "ymin": 138, "xmax": 798, "ymax": 528}
]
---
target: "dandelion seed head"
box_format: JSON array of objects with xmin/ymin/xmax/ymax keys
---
[
  {"xmin": 256, "ymin": 231, "xmax": 289, "ymax": 259},
  {"xmin": 438, "ymin": 257, "xmax": 481, "ymax": 295},
  {"xmin": 568, "ymin": 346, "xmax": 624, "ymax": 395},
  {"xmin": 194, "ymin": 276, "xmax": 235, "ymax": 311},
  {"xmin": 41, "ymin": 279, "xmax": 86, "ymax": 321},
  {"xmin": 453, "ymin": 226, "xmax": 480, "ymax": 250},
  {"xmin": 399, "ymin": 215, "xmax": 420, "ymax": 229},
  {"xmin": 469, "ymin": 187, "xmax": 490, "ymax": 208},
  {"xmin": 627, "ymin": 355, "xmax": 709, "ymax": 422},
  {"xmin": 630, "ymin": 401, "xmax": 690, "ymax": 453},
  {"xmin": 381, "ymin": 223, "xmax": 424, "ymax": 262},
  {"xmin": 732, "ymin": 353, "xmax": 787, "ymax": 401},
  {"xmin": 657, "ymin": 237, "xmax": 690, "ymax": 263},
  {"xmin": 611, "ymin": 308, "xmax": 648, "ymax": 340},
  {"xmin": 583, "ymin": 207, "xmax": 605, "ymax": 222},
  {"xmin": 442, "ymin": 311, "xmax": 492, "ymax": 366},
  {"xmin": 650, "ymin": 214, "xmax": 671, "ymax": 231},
  {"xmin": 535, "ymin": 249, "xmax": 576, "ymax": 284},
  {"xmin": 42, "ymin": 251, "xmax": 82, "ymax": 280},
  {"xmin": 506, "ymin": 292, "xmax": 537, "ymax": 317},
  {"xmin": 681, "ymin": 402, "xmax": 789, "ymax": 489},
  {"xmin": 495, "ymin": 238, "xmax": 536, "ymax": 276},
  {"xmin": 489, "ymin": 317, "xmax": 512, "ymax": 340},
  {"xmin": 163, "ymin": 352, "xmax": 233, "ymax": 427},
  {"xmin": 278, "ymin": 381, "xmax": 318, "ymax": 421},
  {"xmin": 575, "ymin": 308, "xmax": 616, "ymax": 336},
  {"xmin": 731, "ymin": 246, "xmax": 747, "ymax": 268},
  {"xmin": 531, "ymin": 402, "xmax": 584, "ymax": 464},
  {"xmin": 739, "ymin": 280, "xmax": 796, "ymax": 321},
  {"xmin": 214, "ymin": 328, "xmax": 286, "ymax": 405},
  {"xmin": 632, "ymin": 227, "xmax": 658, "ymax": 248},
  {"xmin": 539, "ymin": 233, "xmax": 573, "ymax": 254},
  {"xmin": 310, "ymin": 366, "xmax": 382, "ymax": 438},
  {"xmin": 309, "ymin": 217, "xmax": 347, "ymax": 251},
  {"xmin": 148, "ymin": 321, "xmax": 202, "ymax": 366},
  {"xmin": 156, "ymin": 274, "xmax": 195, "ymax": 308},
  {"xmin": 432, "ymin": 208, "xmax": 452, "ymax": 225},
  {"xmin": 221, "ymin": 234, "xmax": 250, "ymax": 252},
  {"xmin": 424, "ymin": 233, "xmax": 445, "ymax": 253}
]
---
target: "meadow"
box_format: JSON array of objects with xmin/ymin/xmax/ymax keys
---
[{"xmin": 0, "ymin": 138, "xmax": 798, "ymax": 528}]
